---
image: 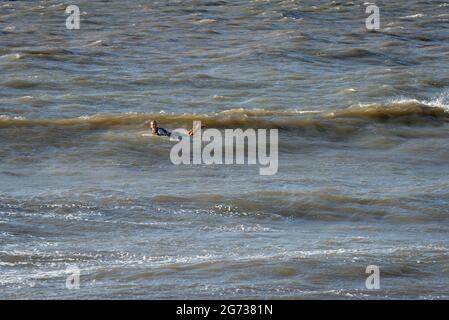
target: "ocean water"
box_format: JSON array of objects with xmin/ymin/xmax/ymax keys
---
[{"xmin": 1, "ymin": 0, "xmax": 449, "ymax": 299}]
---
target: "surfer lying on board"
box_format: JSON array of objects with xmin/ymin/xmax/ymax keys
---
[
  {"xmin": 149, "ymin": 120, "xmax": 171, "ymax": 137},
  {"xmin": 149, "ymin": 120, "xmax": 206, "ymax": 137}
]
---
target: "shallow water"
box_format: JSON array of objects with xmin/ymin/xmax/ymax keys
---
[{"xmin": 1, "ymin": 0, "xmax": 449, "ymax": 299}]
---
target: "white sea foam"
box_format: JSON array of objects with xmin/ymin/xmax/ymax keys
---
[
  {"xmin": 400, "ymin": 13, "xmax": 425, "ymax": 19},
  {"xmin": 390, "ymin": 90, "xmax": 449, "ymax": 111}
]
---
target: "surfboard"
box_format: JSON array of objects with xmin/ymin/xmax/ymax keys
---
[
  {"xmin": 169, "ymin": 131, "xmax": 189, "ymax": 141},
  {"xmin": 141, "ymin": 132, "xmax": 188, "ymax": 141}
]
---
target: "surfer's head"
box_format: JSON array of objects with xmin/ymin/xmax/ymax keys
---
[{"xmin": 149, "ymin": 120, "xmax": 158, "ymax": 133}]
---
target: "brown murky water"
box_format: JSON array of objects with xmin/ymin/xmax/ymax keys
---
[{"xmin": 0, "ymin": 0, "xmax": 448, "ymax": 299}]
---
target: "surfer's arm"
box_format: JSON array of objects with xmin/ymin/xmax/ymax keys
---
[{"xmin": 188, "ymin": 125, "xmax": 206, "ymax": 137}]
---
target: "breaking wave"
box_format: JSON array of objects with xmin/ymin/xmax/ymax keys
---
[{"xmin": 0, "ymin": 97, "xmax": 448, "ymax": 133}]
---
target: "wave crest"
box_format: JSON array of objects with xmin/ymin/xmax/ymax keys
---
[{"xmin": 0, "ymin": 98, "xmax": 448, "ymax": 131}]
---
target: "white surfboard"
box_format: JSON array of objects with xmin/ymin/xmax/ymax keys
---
[
  {"xmin": 141, "ymin": 131, "xmax": 188, "ymax": 141},
  {"xmin": 169, "ymin": 130, "xmax": 190, "ymax": 141}
]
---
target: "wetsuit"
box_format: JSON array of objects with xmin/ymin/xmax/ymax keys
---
[{"xmin": 154, "ymin": 127, "xmax": 171, "ymax": 137}]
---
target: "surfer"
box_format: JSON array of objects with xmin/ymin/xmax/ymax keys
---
[
  {"xmin": 149, "ymin": 120, "xmax": 206, "ymax": 137},
  {"xmin": 149, "ymin": 120, "xmax": 172, "ymax": 137}
]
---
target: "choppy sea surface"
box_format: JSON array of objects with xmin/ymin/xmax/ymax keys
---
[{"xmin": 1, "ymin": 0, "xmax": 449, "ymax": 299}]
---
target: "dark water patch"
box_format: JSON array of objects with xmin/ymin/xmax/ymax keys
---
[
  {"xmin": 2, "ymin": 80, "xmax": 38, "ymax": 89},
  {"xmin": 281, "ymin": 10, "xmax": 303, "ymax": 20},
  {"xmin": 420, "ymin": 78, "xmax": 449, "ymax": 88},
  {"xmin": 203, "ymin": 1, "xmax": 229, "ymax": 6},
  {"xmin": 316, "ymin": 48, "xmax": 414, "ymax": 66},
  {"xmin": 330, "ymin": 102, "xmax": 449, "ymax": 123},
  {"xmin": 20, "ymin": 49, "xmax": 75, "ymax": 61},
  {"xmin": 0, "ymin": 171, "xmax": 23, "ymax": 177}
]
